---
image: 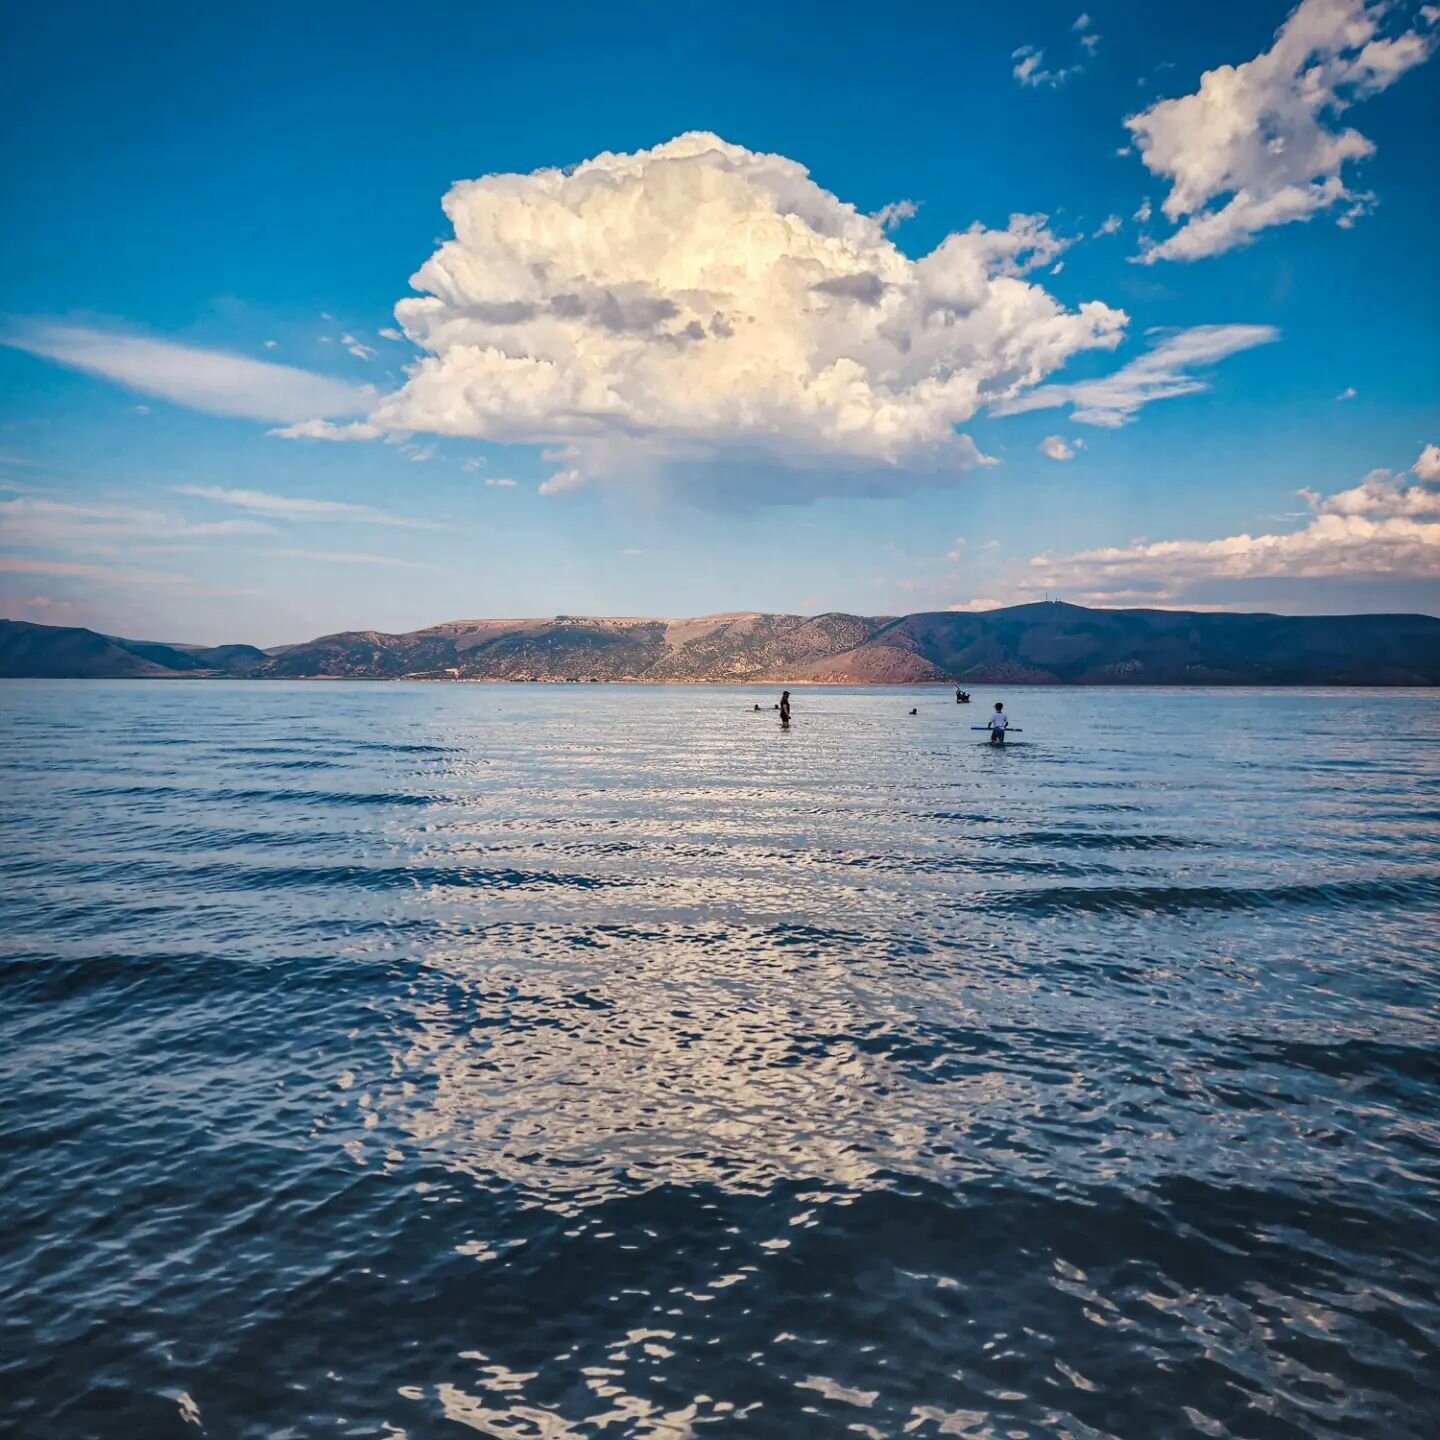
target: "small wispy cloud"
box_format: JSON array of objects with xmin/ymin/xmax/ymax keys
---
[
  {"xmin": 1012, "ymin": 45, "xmax": 1081, "ymax": 87},
  {"xmin": 174, "ymin": 484, "xmax": 428, "ymax": 527},
  {"xmin": 0, "ymin": 554, "xmax": 189, "ymax": 584},
  {"xmin": 992, "ymin": 325, "xmax": 1279, "ymax": 428},
  {"xmin": 3, "ymin": 324, "xmax": 372, "ymax": 422},
  {"xmin": 2, "ymin": 495, "xmax": 278, "ymax": 552},
  {"xmin": 1039, "ymin": 435, "xmax": 1075, "ymax": 461},
  {"xmin": 276, "ymin": 549, "xmax": 426, "ymax": 568},
  {"xmin": 484, "ymin": 477, "xmax": 518, "ymax": 488},
  {"xmin": 1335, "ymin": 386, "xmax": 1357, "ymax": 401},
  {"xmin": 871, "ymin": 199, "xmax": 919, "ymax": 231},
  {"xmin": 268, "ymin": 419, "xmax": 383, "ymax": 442}
]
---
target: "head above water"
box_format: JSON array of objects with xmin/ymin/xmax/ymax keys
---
[{"xmin": 994, "ymin": 701, "xmax": 1004, "ymax": 711}]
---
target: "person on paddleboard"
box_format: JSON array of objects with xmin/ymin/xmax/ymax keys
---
[{"xmin": 987, "ymin": 701, "xmax": 1009, "ymax": 745}]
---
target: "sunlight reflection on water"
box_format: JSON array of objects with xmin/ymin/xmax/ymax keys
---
[{"xmin": 2, "ymin": 681, "xmax": 1438, "ymax": 1438}]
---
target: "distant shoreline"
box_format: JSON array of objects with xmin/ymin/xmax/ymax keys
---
[
  {"xmin": 5, "ymin": 604, "xmax": 1438, "ymax": 685},
  {"xmin": 5, "ymin": 675, "xmax": 1437, "ymax": 690}
]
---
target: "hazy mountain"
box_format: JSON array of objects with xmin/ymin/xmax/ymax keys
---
[
  {"xmin": 0, "ymin": 621, "xmax": 266, "ymax": 679},
  {"xmin": 3, "ymin": 605, "xmax": 1438, "ymax": 684}
]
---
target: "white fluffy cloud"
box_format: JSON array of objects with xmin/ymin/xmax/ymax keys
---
[
  {"xmin": 1028, "ymin": 455, "xmax": 1440, "ymax": 603},
  {"xmin": 991, "ymin": 324, "xmax": 1278, "ymax": 427},
  {"xmin": 2, "ymin": 325, "xmax": 373, "ymax": 422},
  {"xmin": 355, "ymin": 133, "xmax": 1127, "ymax": 501},
  {"xmin": 1128, "ymin": 0, "xmax": 1438, "ymax": 263},
  {"xmin": 537, "ymin": 468, "xmax": 587, "ymax": 496},
  {"xmin": 1310, "ymin": 447, "xmax": 1440, "ymax": 515},
  {"xmin": 1039, "ymin": 435, "xmax": 1075, "ymax": 460}
]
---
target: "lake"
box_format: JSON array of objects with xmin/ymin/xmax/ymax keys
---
[{"xmin": 3, "ymin": 681, "xmax": 1438, "ymax": 1439}]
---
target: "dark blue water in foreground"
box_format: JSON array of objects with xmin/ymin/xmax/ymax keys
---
[{"xmin": 3, "ymin": 682, "xmax": 1439, "ymax": 1440}]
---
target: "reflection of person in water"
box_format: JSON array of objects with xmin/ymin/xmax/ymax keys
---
[{"xmin": 779, "ymin": 690, "xmax": 791, "ymax": 726}]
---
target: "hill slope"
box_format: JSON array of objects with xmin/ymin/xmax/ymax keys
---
[
  {"xmin": 3, "ymin": 606, "xmax": 1438, "ymax": 683},
  {"xmin": 0, "ymin": 621, "xmax": 266, "ymax": 678}
]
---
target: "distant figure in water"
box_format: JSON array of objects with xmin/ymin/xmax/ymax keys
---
[
  {"xmin": 779, "ymin": 690, "xmax": 791, "ymax": 726},
  {"xmin": 987, "ymin": 701, "xmax": 1009, "ymax": 745},
  {"xmin": 956, "ymin": 687, "xmax": 970, "ymax": 704},
  {"xmin": 753, "ymin": 704, "xmax": 762, "ymax": 711},
  {"xmin": 909, "ymin": 708, "xmax": 918, "ymax": 715}
]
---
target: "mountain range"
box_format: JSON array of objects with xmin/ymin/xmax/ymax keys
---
[{"xmin": 3, "ymin": 605, "xmax": 1439, "ymax": 684}]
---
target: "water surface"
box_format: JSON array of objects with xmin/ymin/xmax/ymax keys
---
[{"xmin": 3, "ymin": 681, "xmax": 1439, "ymax": 1439}]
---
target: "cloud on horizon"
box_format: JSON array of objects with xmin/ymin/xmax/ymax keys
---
[{"xmin": 1025, "ymin": 445, "xmax": 1440, "ymax": 605}]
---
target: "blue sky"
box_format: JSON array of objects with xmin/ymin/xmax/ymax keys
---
[{"xmin": 1, "ymin": 0, "xmax": 1437, "ymax": 644}]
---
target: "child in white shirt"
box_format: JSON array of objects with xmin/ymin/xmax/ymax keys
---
[{"xmin": 987, "ymin": 702, "xmax": 1009, "ymax": 745}]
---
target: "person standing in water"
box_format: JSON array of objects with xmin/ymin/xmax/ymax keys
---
[
  {"xmin": 779, "ymin": 690, "xmax": 791, "ymax": 726},
  {"xmin": 987, "ymin": 701, "xmax": 1009, "ymax": 745}
]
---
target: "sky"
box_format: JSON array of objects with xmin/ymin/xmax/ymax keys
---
[{"xmin": 1, "ymin": 0, "xmax": 1437, "ymax": 645}]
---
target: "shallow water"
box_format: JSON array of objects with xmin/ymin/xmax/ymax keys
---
[{"xmin": 2, "ymin": 680, "xmax": 1439, "ymax": 1440}]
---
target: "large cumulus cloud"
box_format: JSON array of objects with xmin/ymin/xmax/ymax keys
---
[{"xmin": 362, "ymin": 133, "xmax": 1127, "ymax": 500}]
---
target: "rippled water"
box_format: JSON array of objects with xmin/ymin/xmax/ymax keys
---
[{"xmin": 3, "ymin": 681, "xmax": 1439, "ymax": 1439}]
